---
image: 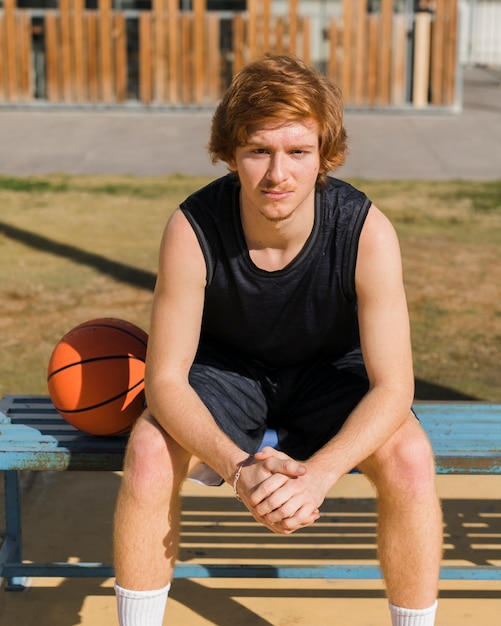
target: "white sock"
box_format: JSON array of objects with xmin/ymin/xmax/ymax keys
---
[
  {"xmin": 389, "ymin": 601, "xmax": 438, "ymax": 626},
  {"xmin": 115, "ymin": 581, "xmax": 171, "ymax": 626}
]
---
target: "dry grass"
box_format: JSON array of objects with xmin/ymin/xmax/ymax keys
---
[{"xmin": 0, "ymin": 175, "xmax": 499, "ymax": 401}]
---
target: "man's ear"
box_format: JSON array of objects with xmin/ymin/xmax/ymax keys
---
[{"xmin": 227, "ymin": 158, "xmax": 237, "ymax": 172}]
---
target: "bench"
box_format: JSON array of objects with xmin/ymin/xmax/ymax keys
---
[{"xmin": 1, "ymin": 394, "xmax": 500, "ymax": 591}]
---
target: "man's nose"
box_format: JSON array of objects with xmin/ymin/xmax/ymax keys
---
[{"xmin": 266, "ymin": 153, "xmax": 287, "ymax": 183}]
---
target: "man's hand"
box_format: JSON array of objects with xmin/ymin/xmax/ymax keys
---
[{"xmin": 236, "ymin": 447, "xmax": 325, "ymax": 535}]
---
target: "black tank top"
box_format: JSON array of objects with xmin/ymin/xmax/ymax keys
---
[{"xmin": 180, "ymin": 175, "xmax": 371, "ymax": 369}]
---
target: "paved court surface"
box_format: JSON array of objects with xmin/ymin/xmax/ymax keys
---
[{"xmin": 0, "ymin": 474, "xmax": 500, "ymax": 625}]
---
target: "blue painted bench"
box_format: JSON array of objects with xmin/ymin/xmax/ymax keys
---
[{"xmin": 1, "ymin": 394, "xmax": 500, "ymax": 590}]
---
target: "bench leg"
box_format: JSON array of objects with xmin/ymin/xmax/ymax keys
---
[{"xmin": 1, "ymin": 471, "xmax": 30, "ymax": 591}]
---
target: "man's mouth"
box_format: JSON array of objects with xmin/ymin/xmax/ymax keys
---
[{"xmin": 261, "ymin": 188, "xmax": 293, "ymax": 198}]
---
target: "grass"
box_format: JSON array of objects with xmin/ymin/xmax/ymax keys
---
[{"xmin": 0, "ymin": 175, "xmax": 500, "ymax": 402}]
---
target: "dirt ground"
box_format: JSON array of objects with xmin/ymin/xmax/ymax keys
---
[{"xmin": 1, "ymin": 472, "xmax": 499, "ymax": 626}]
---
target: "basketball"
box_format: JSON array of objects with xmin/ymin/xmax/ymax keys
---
[{"xmin": 47, "ymin": 318, "xmax": 148, "ymax": 436}]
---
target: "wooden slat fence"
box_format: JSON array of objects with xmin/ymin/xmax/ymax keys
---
[
  {"xmin": 327, "ymin": 0, "xmax": 458, "ymax": 108},
  {"xmin": 0, "ymin": 0, "xmax": 459, "ymax": 108},
  {"xmin": 0, "ymin": 0, "xmax": 32, "ymax": 103}
]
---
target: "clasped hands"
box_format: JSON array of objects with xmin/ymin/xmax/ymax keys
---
[{"xmin": 235, "ymin": 446, "xmax": 326, "ymax": 535}]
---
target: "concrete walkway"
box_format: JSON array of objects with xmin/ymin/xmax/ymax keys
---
[{"xmin": 0, "ymin": 67, "xmax": 499, "ymax": 181}]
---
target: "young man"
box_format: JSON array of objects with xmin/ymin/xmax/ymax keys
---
[{"xmin": 113, "ymin": 54, "xmax": 442, "ymax": 625}]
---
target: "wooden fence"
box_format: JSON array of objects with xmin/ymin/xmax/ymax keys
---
[
  {"xmin": 0, "ymin": 0, "xmax": 459, "ymax": 108},
  {"xmin": 328, "ymin": 0, "xmax": 458, "ymax": 108}
]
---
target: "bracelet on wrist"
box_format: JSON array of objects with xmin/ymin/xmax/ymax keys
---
[{"xmin": 233, "ymin": 463, "xmax": 244, "ymax": 502}]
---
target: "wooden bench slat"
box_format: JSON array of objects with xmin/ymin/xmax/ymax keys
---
[
  {"xmin": 0, "ymin": 451, "xmax": 125, "ymax": 471},
  {"xmin": 0, "ymin": 396, "xmax": 128, "ymax": 471},
  {"xmin": 0, "ymin": 437, "xmax": 127, "ymax": 451},
  {"xmin": 3, "ymin": 561, "xmax": 501, "ymax": 581},
  {"xmin": 0, "ymin": 396, "xmax": 500, "ymax": 473}
]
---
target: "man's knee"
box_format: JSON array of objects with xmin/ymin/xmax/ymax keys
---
[
  {"xmin": 361, "ymin": 416, "xmax": 436, "ymax": 498},
  {"xmin": 122, "ymin": 410, "xmax": 191, "ymax": 495}
]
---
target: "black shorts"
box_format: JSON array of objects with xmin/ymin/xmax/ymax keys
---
[{"xmin": 189, "ymin": 342, "xmax": 369, "ymax": 461}]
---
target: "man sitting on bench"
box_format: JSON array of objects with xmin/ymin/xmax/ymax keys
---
[{"xmin": 113, "ymin": 53, "xmax": 443, "ymax": 626}]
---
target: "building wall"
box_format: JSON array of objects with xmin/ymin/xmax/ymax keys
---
[{"xmin": 459, "ymin": 0, "xmax": 501, "ymax": 66}]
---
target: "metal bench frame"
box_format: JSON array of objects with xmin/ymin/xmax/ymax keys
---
[{"xmin": 1, "ymin": 394, "xmax": 500, "ymax": 590}]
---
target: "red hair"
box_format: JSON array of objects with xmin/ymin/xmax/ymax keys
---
[{"xmin": 209, "ymin": 54, "xmax": 347, "ymax": 187}]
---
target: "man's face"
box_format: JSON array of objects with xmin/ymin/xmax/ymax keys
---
[{"xmin": 228, "ymin": 118, "xmax": 321, "ymax": 224}]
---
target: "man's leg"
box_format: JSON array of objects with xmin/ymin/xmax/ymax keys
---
[
  {"xmin": 113, "ymin": 411, "xmax": 192, "ymax": 626},
  {"xmin": 359, "ymin": 414, "xmax": 442, "ymax": 625}
]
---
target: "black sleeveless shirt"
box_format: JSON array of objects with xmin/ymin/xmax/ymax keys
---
[{"xmin": 180, "ymin": 175, "xmax": 371, "ymax": 370}]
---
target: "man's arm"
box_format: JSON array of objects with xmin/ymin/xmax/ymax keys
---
[
  {"xmin": 145, "ymin": 209, "xmax": 306, "ymax": 497},
  {"xmin": 246, "ymin": 204, "xmax": 415, "ymax": 531},
  {"xmin": 145, "ymin": 209, "xmax": 248, "ymax": 482},
  {"xmin": 311, "ymin": 203, "xmax": 415, "ymax": 479}
]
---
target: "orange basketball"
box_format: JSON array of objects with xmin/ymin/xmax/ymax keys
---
[{"xmin": 47, "ymin": 318, "xmax": 148, "ymax": 436}]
